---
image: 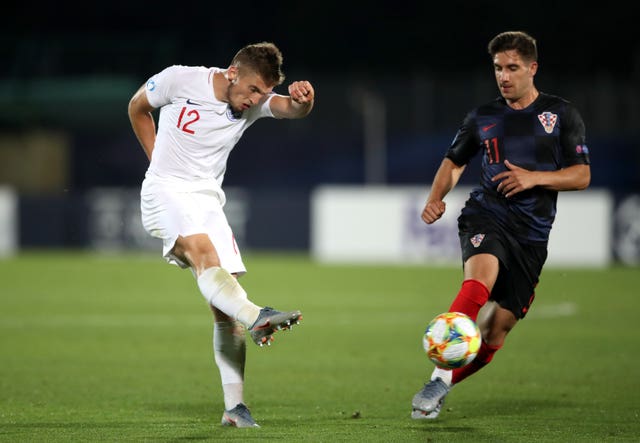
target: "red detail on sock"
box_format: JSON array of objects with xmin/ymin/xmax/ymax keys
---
[
  {"xmin": 451, "ymin": 341, "xmax": 502, "ymax": 384},
  {"xmin": 448, "ymin": 279, "xmax": 490, "ymax": 321}
]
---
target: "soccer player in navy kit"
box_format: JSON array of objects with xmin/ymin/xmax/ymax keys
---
[{"xmin": 411, "ymin": 31, "xmax": 591, "ymax": 419}]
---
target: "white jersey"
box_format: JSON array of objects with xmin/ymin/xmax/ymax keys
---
[{"xmin": 144, "ymin": 65, "xmax": 276, "ymax": 192}]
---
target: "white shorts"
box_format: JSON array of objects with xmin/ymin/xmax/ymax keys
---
[{"xmin": 140, "ymin": 175, "xmax": 246, "ymax": 275}]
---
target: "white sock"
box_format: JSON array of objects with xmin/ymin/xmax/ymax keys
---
[
  {"xmin": 214, "ymin": 321, "xmax": 246, "ymax": 410},
  {"xmin": 431, "ymin": 367, "xmax": 453, "ymax": 386},
  {"xmin": 197, "ymin": 267, "xmax": 261, "ymax": 327}
]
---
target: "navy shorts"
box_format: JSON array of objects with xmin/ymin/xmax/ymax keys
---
[{"xmin": 459, "ymin": 217, "xmax": 548, "ymax": 319}]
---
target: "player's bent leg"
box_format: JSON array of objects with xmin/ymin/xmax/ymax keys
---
[
  {"xmin": 178, "ymin": 234, "xmax": 303, "ymax": 347},
  {"xmin": 175, "ymin": 235, "xmax": 260, "ymax": 325},
  {"xmin": 452, "ymin": 305, "xmax": 513, "ymax": 384},
  {"xmin": 198, "ymin": 266, "xmax": 262, "ymax": 326},
  {"xmin": 199, "ymin": 267, "xmax": 303, "ymax": 347},
  {"xmin": 172, "ymin": 233, "xmax": 221, "ymax": 272}
]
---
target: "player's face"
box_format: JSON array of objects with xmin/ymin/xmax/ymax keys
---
[
  {"xmin": 493, "ymin": 50, "xmax": 537, "ymax": 103},
  {"xmin": 226, "ymin": 69, "xmax": 274, "ymax": 115}
]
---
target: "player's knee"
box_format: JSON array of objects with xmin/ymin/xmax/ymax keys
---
[
  {"xmin": 197, "ymin": 253, "xmax": 221, "ymax": 271},
  {"xmin": 176, "ymin": 237, "xmax": 220, "ymax": 271}
]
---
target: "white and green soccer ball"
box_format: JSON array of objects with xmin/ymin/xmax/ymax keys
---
[{"xmin": 423, "ymin": 312, "xmax": 481, "ymax": 369}]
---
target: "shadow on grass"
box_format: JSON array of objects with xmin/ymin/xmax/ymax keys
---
[{"xmin": 410, "ymin": 397, "xmax": 576, "ymax": 438}]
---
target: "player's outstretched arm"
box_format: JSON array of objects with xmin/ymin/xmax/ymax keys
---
[{"xmin": 270, "ymin": 80, "xmax": 315, "ymax": 119}]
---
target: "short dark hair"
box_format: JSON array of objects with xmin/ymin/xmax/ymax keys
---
[
  {"xmin": 488, "ymin": 31, "xmax": 538, "ymax": 62},
  {"xmin": 231, "ymin": 42, "xmax": 285, "ymax": 86}
]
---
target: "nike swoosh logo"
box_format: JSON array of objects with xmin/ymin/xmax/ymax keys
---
[
  {"xmin": 482, "ymin": 123, "xmax": 497, "ymax": 132},
  {"xmin": 186, "ymin": 99, "xmax": 201, "ymax": 106}
]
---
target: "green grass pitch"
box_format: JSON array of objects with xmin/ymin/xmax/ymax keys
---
[{"xmin": 1, "ymin": 251, "xmax": 639, "ymax": 442}]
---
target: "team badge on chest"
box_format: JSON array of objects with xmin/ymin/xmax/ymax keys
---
[{"xmin": 537, "ymin": 112, "xmax": 558, "ymax": 134}]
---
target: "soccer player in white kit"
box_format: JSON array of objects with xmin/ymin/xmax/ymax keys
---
[{"xmin": 127, "ymin": 42, "xmax": 314, "ymax": 428}]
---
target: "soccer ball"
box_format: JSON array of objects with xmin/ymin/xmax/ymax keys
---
[{"xmin": 422, "ymin": 312, "xmax": 481, "ymax": 369}]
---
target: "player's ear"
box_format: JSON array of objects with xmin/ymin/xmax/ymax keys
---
[
  {"xmin": 529, "ymin": 61, "xmax": 538, "ymax": 76},
  {"xmin": 227, "ymin": 66, "xmax": 239, "ymax": 83}
]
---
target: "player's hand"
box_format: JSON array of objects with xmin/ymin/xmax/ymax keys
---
[
  {"xmin": 492, "ymin": 159, "xmax": 536, "ymax": 198},
  {"xmin": 422, "ymin": 200, "xmax": 446, "ymax": 224},
  {"xmin": 288, "ymin": 81, "xmax": 314, "ymax": 104}
]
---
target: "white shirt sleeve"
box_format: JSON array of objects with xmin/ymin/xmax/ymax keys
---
[{"xmin": 144, "ymin": 65, "xmax": 182, "ymax": 109}]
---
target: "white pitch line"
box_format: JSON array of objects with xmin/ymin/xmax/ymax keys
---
[
  {"xmin": 0, "ymin": 314, "xmax": 208, "ymax": 328},
  {"xmin": 528, "ymin": 302, "xmax": 577, "ymax": 319}
]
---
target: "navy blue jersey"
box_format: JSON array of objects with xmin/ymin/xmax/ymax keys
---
[{"xmin": 446, "ymin": 92, "xmax": 591, "ymax": 243}]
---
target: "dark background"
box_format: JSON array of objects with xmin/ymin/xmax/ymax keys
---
[
  {"xmin": 5, "ymin": 2, "xmax": 639, "ymax": 78},
  {"xmin": 2, "ymin": 1, "xmax": 638, "ymax": 191}
]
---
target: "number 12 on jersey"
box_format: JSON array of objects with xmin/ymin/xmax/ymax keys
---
[{"xmin": 177, "ymin": 107, "xmax": 200, "ymax": 134}]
